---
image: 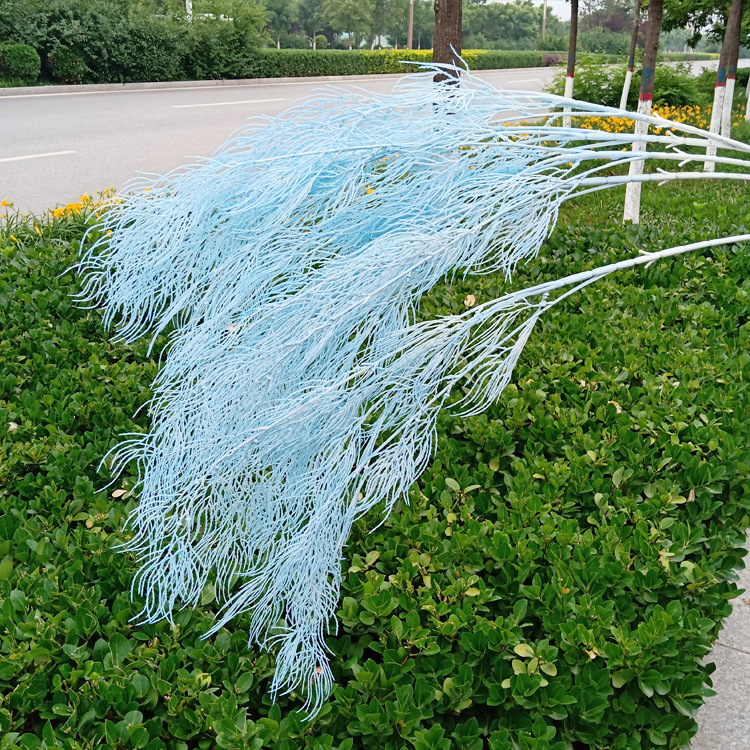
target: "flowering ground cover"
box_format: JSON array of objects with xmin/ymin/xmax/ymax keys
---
[
  {"xmin": 1, "ymin": 177, "xmax": 749, "ymax": 750},
  {"xmin": 574, "ymin": 104, "xmax": 748, "ymax": 135}
]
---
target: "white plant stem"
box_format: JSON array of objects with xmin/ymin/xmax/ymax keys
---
[{"xmin": 484, "ymin": 234, "xmax": 750, "ymax": 311}]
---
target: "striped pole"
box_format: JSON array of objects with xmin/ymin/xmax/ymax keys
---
[
  {"xmin": 623, "ymin": 0, "xmax": 663, "ymax": 224},
  {"xmin": 563, "ymin": 0, "xmax": 579, "ymax": 128},
  {"xmin": 620, "ymin": 0, "xmax": 642, "ymax": 110},
  {"xmin": 720, "ymin": 0, "xmax": 743, "ymax": 138}
]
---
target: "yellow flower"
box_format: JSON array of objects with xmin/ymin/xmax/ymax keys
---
[
  {"xmin": 0, "ymin": 198, "xmax": 10, "ymax": 208},
  {"xmin": 10, "ymin": 235, "xmax": 18, "ymax": 242}
]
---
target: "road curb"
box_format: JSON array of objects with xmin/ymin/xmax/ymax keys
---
[{"xmin": 0, "ymin": 67, "xmax": 556, "ymax": 98}]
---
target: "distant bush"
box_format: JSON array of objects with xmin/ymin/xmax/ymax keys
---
[
  {"xmin": 579, "ymin": 28, "xmax": 630, "ymax": 55},
  {"xmin": 184, "ymin": 18, "xmax": 260, "ymax": 80},
  {"xmin": 48, "ymin": 44, "xmax": 89, "ymax": 84},
  {"xmin": 548, "ymin": 59, "xmax": 704, "ymax": 109},
  {"xmin": 0, "ymin": 41, "xmax": 40, "ymax": 83},
  {"xmin": 278, "ymin": 32, "xmax": 310, "ymax": 49},
  {"xmin": 315, "ymin": 34, "xmax": 328, "ymax": 50}
]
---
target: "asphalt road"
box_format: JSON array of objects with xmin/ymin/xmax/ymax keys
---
[{"xmin": 0, "ymin": 67, "xmax": 556, "ymax": 216}]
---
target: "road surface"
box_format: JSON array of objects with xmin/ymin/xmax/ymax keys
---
[{"xmin": 0, "ymin": 68, "xmax": 556, "ymax": 216}]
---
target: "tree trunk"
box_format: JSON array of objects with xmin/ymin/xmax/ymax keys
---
[
  {"xmin": 277, "ymin": 33, "xmax": 281, "ymax": 50},
  {"xmin": 706, "ymin": 32, "xmax": 729, "ymax": 146},
  {"xmin": 433, "ymin": 0, "xmax": 462, "ymax": 82},
  {"xmin": 542, "ymin": 0, "xmax": 547, "ymax": 40},
  {"xmin": 721, "ymin": 0, "xmax": 743, "ymax": 137},
  {"xmin": 619, "ymin": 0, "xmax": 641, "ymax": 110},
  {"xmin": 563, "ymin": 0, "xmax": 579, "ymax": 127},
  {"xmin": 705, "ymin": 2, "xmax": 741, "ymax": 170},
  {"xmin": 623, "ymin": 0, "xmax": 663, "ymax": 224}
]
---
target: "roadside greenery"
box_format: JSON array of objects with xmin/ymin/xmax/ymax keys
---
[
  {"xmin": 0, "ymin": 0, "xmax": 723, "ymax": 87},
  {"xmin": 549, "ymin": 59, "xmax": 750, "ymax": 111},
  {"xmin": 0, "ymin": 42, "xmax": 40, "ymax": 84},
  {"xmin": 1, "ymin": 174, "xmax": 749, "ymax": 749}
]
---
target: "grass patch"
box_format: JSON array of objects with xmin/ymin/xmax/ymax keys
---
[{"xmin": 1, "ymin": 179, "xmax": 749, "ymax": 750}]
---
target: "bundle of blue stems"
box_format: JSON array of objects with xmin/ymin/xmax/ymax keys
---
[{"xmin": 74, "ymin": 63, "xmax": 750, "ymax": 716}]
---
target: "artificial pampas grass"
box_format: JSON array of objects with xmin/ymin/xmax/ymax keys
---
[{"xmin": 76, "ymin": 64, "xmax": 750, "ymax": 715}]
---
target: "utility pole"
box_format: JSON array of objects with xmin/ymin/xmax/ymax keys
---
[
  {"xmin": 407, "ymin": 0, "xmax": 414, "ymax": 50},
  {"xmin": 541, "ymin": 0, "xmax": 547, "ymax": 40}
]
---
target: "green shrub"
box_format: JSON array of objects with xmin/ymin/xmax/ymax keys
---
[
  {"xmin": 1, "ymin": 178, "xmax": 749, "ymax": 748},
  {"xmin": 315, "ymin": 35, "xmax": 328, "ymax": 50},
  {"xmin": 278, "ymin": 32, "xmax": 310, "ymax": 49},
  {"xmin": 48, "ymin": 44, "xmax": 89, "ymax": 84},
  {"xmin": 0, "ymin": 41, "xmax": 40, "ymax": 83},
  {"xmin": 578, "ymin": 28, "xmax": 630, "ymax": 55},
  {"xmin": 548, "ymin": 59, "xmax": 704, "ymax": 108},
  {"xmin": 184, "ymin": 19, "xmax": 261, "ymax": 80},
  {"xmin": 251, "ymin": 49, "xmax": 549, "ymax": 79}
]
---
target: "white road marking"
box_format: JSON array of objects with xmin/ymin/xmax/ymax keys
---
[
  {"xmin": 173, "ymin": 98, "xmax": 286, "ymax": 108},
  {"xmin": 0, "ymin": 150, "xmax": 77, "ymax": 163}
]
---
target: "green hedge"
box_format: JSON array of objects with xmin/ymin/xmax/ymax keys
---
[
  {"xmin": 1, "ymin": 178, "xmax": 749, "ymax": 749},
  {"xmin": 252, "ymin": 49, "xmax": 555, "ymax": 79}
]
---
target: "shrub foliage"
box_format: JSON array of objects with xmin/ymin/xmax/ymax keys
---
[
  {"xmin": 548, "ymin": 59, "xmax": 704, "ymax": 109},
  {"xmin": 0, "ymin": 41, "xmax": 40, "ymax": 83},
  {"xmin": 1, "ymin": 182, "xmax": 749, "ymax": 749}
]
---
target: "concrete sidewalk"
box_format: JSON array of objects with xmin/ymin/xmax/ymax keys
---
[{"xmin": 691, "ymin": 535, "xmax": 750, "ymax": 750}]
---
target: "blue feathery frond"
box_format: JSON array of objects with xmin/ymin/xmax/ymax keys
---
[{"xmin": 76, "ymin": 64, "xmax": 750, "ymax": 715}]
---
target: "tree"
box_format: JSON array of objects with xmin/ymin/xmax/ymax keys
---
[
  {"xmin": 623, "ymin": 0, "xmax": 664, "ymax": 223},
  {"xmin": 412, "ymin": 0, "xmax": 433, "ymax": 48},
  {"xmin": 720, "ymin": 0, "xmax": 743, "ymax": 137},
  {"xmin": 619, "ymin": 0, "xmax": 641, "ymax": 109},
  {"xmin": 433, "ymin": 0, "xmax": 461, "ymax": 80},
  {"xmin": 463, "ymin": 0, "xmax": 555, "ymax": 50},
  {"xmin": 265, "ymin": 0, "xmax": 297, "ymax": 48},
  {"xmin": 323, "ymin": 0, "xmax": 371, "ymax": 48},
  {"xmin": 383, "ymin": 0, "xmax": 409, "ymax": 49},
  {"xmin": 298, "ymin": 0, "xmax": 323, "ymax": 46},
  {"xmin": 580, "ymin": 0, "xmax": 633, "ymax": 32}
]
